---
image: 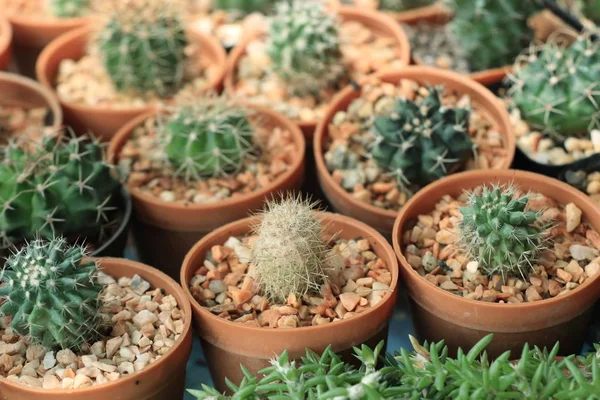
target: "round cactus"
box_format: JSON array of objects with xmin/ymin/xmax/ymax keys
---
[
  {"xmin": 458, "ymin": 185, "xmax": 547, "ymax": 279},
  {"xmin": 212, "ymin": 0, "xmax": 275, "ymax": 14},
  {"xmin": 96, "ymin": 0, "xmax": 188, "ymax": 97},
  {"xmin": 48, "ymin": 0, "xmax": 90, "ymax": 17},
  {"xmin": 378, "ymin": 0, "xmax": 435, "ymax": 11},
  {"xmin": 250, "ymin": 196, "xmax": 330, "ymax": 302},
  {"xmin": 266, "ymin": 0, "xmax": 346, "ymax": 96},
  {"xmin": 508, "ymin": 35, "xmax": 600, "ymax": 138},
  {"xmin": 0, "ymin": 238, "xmax": 103, "ymax": 350},
  {"xmin": 161, "ymin": 98, "xmax": 256, "ymax": 181},
  {"xmin": 0, "ymin": 131, "xmax": 121, "ymax": 251},
  {"xmin": 370, "ymin": 86, "xmax": 473, "ymax": 191}
]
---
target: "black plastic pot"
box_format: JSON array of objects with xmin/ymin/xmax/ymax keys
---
[{"xmin": 91, "ymin": 187, "xmax": 132, "ymax": 258}]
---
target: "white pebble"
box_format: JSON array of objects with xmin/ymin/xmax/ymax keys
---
[
  {"xmin": 570, "ymin": 245, "xmax": 599, "ymax": 261},
  {"xmin": 466, "ymin": 261, "xmax": 479, "ymax": 274},
  {"xmin": 159, "ymin": 191, "xmax": 176, "ymax": 202},
  {"xmin": 133, "ymin": 310, "xmax": 158, "ymax": 328},
  {"xmin": 42, "ymin": 351, "xmax": 56, "ymax": 369}
]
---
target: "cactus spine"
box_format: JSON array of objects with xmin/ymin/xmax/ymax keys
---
[
  {"xmin": 458, "ymin": 185, "xmax": 548, "ymax": 279},
  {"xmin": 0, "ymin": 238, "xmax": 103, "ymax": 350},
  {"xmin": 161, "ymin": 97, "xmax": 256, "ymax": 181},
  {"xmin": 96, "ymin": 0, "xmax": 188, "ymax": 97},
  {"xmin": 266, "ymin": 0, "xmax": 346, "ymax": 96},
  {"xmin": 370, "ymin": 85, "xmax": 473, "ymax": 190},
  {"xmin": 250, "ymin": 196, "xmax": 330, "ymax": 302},
  {"xmin": 378, "ymin": 0, "xmax": 435, "ymax": 11},
  {"xmin": 48, "ymin": 0, "xmax": 90, "ymax": 17}
]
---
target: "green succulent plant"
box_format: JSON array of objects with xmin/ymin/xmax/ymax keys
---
[
  {"xmin": 447, "ymin": 0, "xmax": 541, "ymax": 72},
  {"xmin": 266, "ymin": 0, "xmax": 346, "ymax": 96},
  {"xmin": 458, "ymin": 184, "xmax": 548, "ymax": 279},
  {"xmin": 0, "ymin": 238, "xmax": 104, "ymax": 350},
  {"xmin": 370, "ymin": 85, "xmax": 473, "ymax": 191},
  {"xmin": 0, "ymin": 131, "xmax": 121, "ymax": 251},
  {"xmin": 160, "ymin": 97, "xmax": 256, "ymax": 182},
  {"xmin": 97, "ymin": 0, "xmax": 188, "ymax": 97},
  {"xmin": 212, "ymin": 0, "xmax": 274, "ymax": 14},
  {"xmin": 379, "ymin": 0, "xmax": 435, "ymax": 11},
  {"xmin": 508, "ymin": 34, "xmax": 600, "ymax": 138},
  {"xmin": 249, "ymin": 196, "xmax": 330, "ymax": 302},
  {"xmin": 48, "ymin": 0, "xmax": 90, "ymax": 17}
]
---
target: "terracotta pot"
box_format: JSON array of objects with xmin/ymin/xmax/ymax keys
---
[
  {"xmin": 0, "ymin": 258, "xmax": 192, "ymax": 400},
  {"xmin": 0, "ymin": 16, "xmax": 12, "ymax": 71},
  {"xmin": 180, "ymin": 212, "xmax": 399, "ymax": 393},
  {"xmin": 108, "ymin": 103, "xmax": 306, "ymax": 280},
  {"xmin": 0, "ymin": 71, "xmax": 63, "ymax": 131},
  {"xmin": 314, "ymin": 66, "xmax": 515, "ymax": 237},
  {"xmin": 7, "ymin": 12, "xmax": 92, "ymax": 78},
  {"xmin": 392, "ymin": 169, "xmax": 600, "ymax": 358},
  {"xmin": 36, "ymin": 26, "xmax": 227, "ymax": 142},
  {"xmin": 385, "ymin": 2, "xmax": 452, "ymax": 25},
  {"xmin": 224, "ymin": 6, "xmax": 411, "ymax": 141}
]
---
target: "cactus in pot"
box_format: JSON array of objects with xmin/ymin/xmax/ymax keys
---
[
  {"xmin": 48, "ymin": 0, "xmax": 90, "ymax": 17},
  {"xmin": 369, "ymin": 85, "xmax": 474, "ymax": 192},
  {"xmin": 266, "ymin": 0, "xmax": 346, "ymax": 96},
  {"xmin": 0, "ymin": 238, "xmax": 104, "ymax": 350}
]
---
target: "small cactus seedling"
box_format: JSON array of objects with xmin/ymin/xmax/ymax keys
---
[
  {"xmin": 212, "ymin": 0, "xmax": 274, "ymax": 14},
  {"xmin": 266, "ymin": 0, "xmax": 346, "ymax": 96},
  {"xmin": 160, "ymin": 97, "xmax": 256, "ymax": 181},
  {"xmin": 370, "ymin": 86, "xmax": 473, "ymax": 190},
  {"xmin": 0, "ymin": 238, "xmax": 104, "ymax": 350},
  {"xmin": 250, "ymin": 196, "xmax": 330, "ymax": 302},
  {"xmin": 0, "ymin": 131, "xmax": 121, "ymax": 251},
  {"xmin": 48, "ymin": 0, "xmax": 90, "ymax": 17},
  {"xmin": 97, "ymin": 0, "xmax": 188, "ymax": 97},
  {"xmin": 447, "ymin": 0, "xmax": 541, "ymax": 71},
  {"xmin": 508, "ymin": 35, "xmax": 600, "ymax": 138},
  {"xmin": 458, "ymin": 184, "xmax": 548, "ymax": 279},
  {"xmin": 378, "ymin": 0, "xmax": 435, "ymax": 11}
]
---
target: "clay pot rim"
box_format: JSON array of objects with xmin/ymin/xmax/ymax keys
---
[
  {"xmin": 313, "ymin": 66, "xmax": 516, "ymax": 221},
  {"xmin": 107, "ymin": 102, "xmax": 306, "ymax": 213},
  {"xmin": 0, "ymin": 71, "xmax": 63, "ymax": 131},
  {"xmin": 180, "ymin": 211, "xmax": 399, "ymax": 334},
  {"xmin": 384, "ymin": 2, "xmax": 452, "ymax": 23},
  {"xmin": 392, "ymin": 169, "xmax": 600, "ymax": 310},
  {"xmin": 0, "ymin": 257, "xmax": 192, "ymax": 395},
  {"xmin": 0, "ymin": 16, "xmax": 12, "ymax": 58},
  {"xmin": 36, "ymin": 25, "xmax": 227, "ymax": 115},
  {"xmin": 224, "ymin": 5, "xmax": 412, "ymax": 130}
]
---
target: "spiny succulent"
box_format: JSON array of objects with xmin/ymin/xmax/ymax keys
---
[
  {"xmin": 266, "ymin": 0, "xmax": 346, "ymax": 96},
  {"xmin": 96, "ymin": 0, "xmax": 188, "ymax": 97},
  {"xmin": 508, "ymin": 34, "xmax": 600, "ymax": 138},
  {"xmin": 378, "ymin": 0, "xmax": 435, "ymax": 11},
  {"xmin": 212, "ymin": 0, "xmax": 274, "ymax": 15},
  {"xmin": 447, "ymin": 0, "xmax": 541, "ymax": 71},
  {"xmin": 458, "ymin": 184, "xmax": 549, "ymax": 279},
  {"xmin": 48, "ymin": 0, "xmax": 90, "ymax": 17},
  {"xmin": 0, "ymin": 131, "xmax": 121, "ymax": 251},
  {"xmin": 160, "ymin": 97, "xmax": 256, "ymax": 182},
  {"xmin": 370, "ymin": 85, "xmax": 473, "ymax": 191},
  {"xmin": 249, "ymin": 196, "xmax": 331, "ymax": 303},
  {"xmin": 0, "ymin": 238, "xmax": 104, "ymax": 350}
]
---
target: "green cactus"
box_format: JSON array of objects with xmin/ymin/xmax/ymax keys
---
[
  {"xmin": 370, "ymin": 86, "xmax": 473, "ymax": 191},
  {"xmin": 447, "ymin": 0, "xmax": 541, "ymax": 72},
  {"xmin": 212, "ymin": 0, "xmax": 274, "ymax": 14},
  {"xmin": 0, "ymin": 238, "xmax": 103, "ymax": 350},
  {"xmin": 161, "ymin": 98, "xmax": 256, "ymax": 181},
  {"xmin": 48, "ymin": 0, "xmax": 90, "ymax": 17},
  {"xmin": 250, "ymin": 196, "xmax": 330, "ymax": 302},
  {"xmin": 266, "ymin": 0, "xmax": 346, "ymax": 96},
  {"xmin": 379, "ymin": 0, "xmax": 435, "ymax": 11},
  {"xmin": 508, "ymin": 35, "xmax": 600, "ymax": 138},
  {"xmin": 0, "ymin": 131, "xmax": 121, "ymax": 251},
  {"xmin": 96, "ymin": 1, "xmax": 188, "ymax": 97},
  {"xmin": 458, "ymin": 184, "xmax": 548, "ymax": 279}
]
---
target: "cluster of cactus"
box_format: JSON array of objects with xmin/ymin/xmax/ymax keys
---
[
  {"xmin": 48, "ymin": 0, "xmax": 90, "ymax": 17},
  {"xmin": 0, "ymin": 131, "xmax": 121, "ymax": 251},
  {"xmin": 508, "ymin": 34, "xmax": 600, "ymax": 138},
  {"xmin": 249, "ymin": 196, "xmax": 330, "ymax": 303},
  {"xmin": 160, "ymin": 97, "xmax": 256, "ymax": 182},
  {"xmin": 189, "ymin": 334, "xmax": 600, "ymax": 399},
  {"xmin": 458, "ymin": 184, "xmax": 548, "ymax": 279},
  {"xmin": 266, "ymin": 0, "xmax": 346, "ymax": 96},
  {"xmin": 0, "ymin": 238, "xmax": 104, "ymax": 350},
  {"xmin": 370, "ymin": 86, "xmax": 473, "ymax": 191},
  {"xmin": 96, "ymin": 0, "xmax": 188, "ymax": 97},
  {"xmin": 212, "ymin": 0, "xmax": 274, "ymax": 15},
  {"xmin": 446, "ymin": 0, "xmax": 542, "ymax": 71},
  {"xmin": 378, "ymin": 0, "xmax": 435, "ymax": 11}
]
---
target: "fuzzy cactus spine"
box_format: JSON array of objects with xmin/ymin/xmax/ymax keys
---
[
  {"xmin": 48, "ymin": 0, "xmax": 90, "ymax": 17},
  {"xmin": 0, "ymin": 238, "xmax": 103, "ymax": 350}
]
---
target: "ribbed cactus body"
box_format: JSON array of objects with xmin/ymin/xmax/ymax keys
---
[
  {"xmin": 509, "ymin": 35, "xmax": 600, "ymax": 137},
  {"xmin": 97, "ymin": 2, "xmax": 188, "ymax": 97},
  {"xmin": 378, "ymin": 0, "xmax": 435, "ymax": 11},
  {"xmin": 448, "ymin": 0, "xmax": 541, "ymax": 71},
  {"xmin": 212, "ymin": 0, "xmax": 274, "ymax": 14},
  {"xmin": 459, "ymin": 185, "xmax": 546, "ymax": 278},
  {"xmin": 48, "ymin": 0, "xmax": 90, "ymax": 17},
  {"xmin": 0, "ymin": 238, "xmax": 103, "ymax": 350},
  {"xmin": 370, "ymin": 86, "xmax": 473, "ymax": 189},
  {"xmin": 266, "ymin": 1, "xmax": 345, "ymax": 96}
]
